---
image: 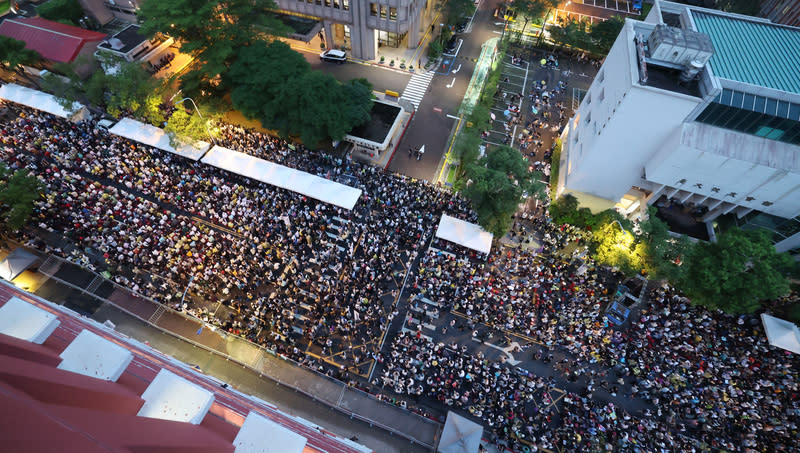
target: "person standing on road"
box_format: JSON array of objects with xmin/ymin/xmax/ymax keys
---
[{"xmin": 417, "ymin": 146, "xmax": 424, "ymax": 161}]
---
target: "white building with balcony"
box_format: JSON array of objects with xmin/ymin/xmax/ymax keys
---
[{"xmin": 557, "ymin": 0, "xmax": 800, "ymax": 254}]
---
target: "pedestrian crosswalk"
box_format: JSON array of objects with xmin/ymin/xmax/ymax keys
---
[{"xmin": 400, "ymin": 71, "xmax": 435, "ymax": 110}]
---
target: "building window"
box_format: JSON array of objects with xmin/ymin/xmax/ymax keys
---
[
  {"xmin": 377, "ymin": 30, "xmax": 406, "ymax": 47},
  {"xmin": 585, "ymin": 93, "xmax": 591, "ymax": 105},
  {"xmin": 370, "ymin": 3, "xmax": 377, "ymax": 15},
  {"xmin": 325, "ymin": 0, "xmax": 330, "ymax": 6},
  {"xmin": 390, "ymin": 7, "xmax": 397, "ymax": 20},
  {"xmin": 599, "ymin": 88, "xmax": 605, "ymax": 102},
  {"xmin": 315, "ymin": 0, "xmax": 321, "ymax": 4},
  {"xmin": 342, "ymin": 0, "xmax": 349, "ymax": 9},
  {"xmin": 380, "ymin": 5, "xmax": 387, "ymax": 18},
  {"xmin": 585, "ymin": 112, "xmax": 591, "ymax": 124},
  {"xmin": 599, "ymin": 70, "xmax": 604, "ymax": 83},
  {"xmin": 333, "ymin": 0, "xmax": 340, "ymax": 8}
]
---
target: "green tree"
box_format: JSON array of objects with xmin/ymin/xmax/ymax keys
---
[
  {"xmin": 165, "ymin": 105, "xmax": 220, "ymax": 145},
  {"xmin": 590, "ymin": 15, "xmax": 624, "ymax": 53},
  {"xmin": 679, "ymin": 228, "xmax": 798, "ymax": 314},
  {"xmin": 0, "ymin": 36, "xmax": 42, "ymax": 87},
  {"xmin": 37, "ymin": 0, "xmax": 84, "ymax": 26},
  {"xmin": 229, "ymin": 41, "xmax": 310, "ymax": 126},
  {"xmin": 442, "ymin": 0, "xmax": 475, "ymax": 24},
  {"xmin": 0, "ymin": 164, "xmax": 42, "ymax": 231},
  {"xmin": 591, "ymin": 218, "xmax": 644, "ymax": 276},
  {"xmin": 138, "ymin": 0, "xmax": 288, "ymax": 102},
  {"xmin": 340, "ymin": 78, "xmax": 375, "ymax": 134},
  {"xmin": 40, "ymin": 56, "xmax": 165, "ymax": 122},
  {"xmin": 230, "ymin": 41, "xmax": 371, "ymax": 146},
  {"xmin": 637, "ymin": 208, "xmax": 692, "ymax": 282},
  {"xmin": 515, "ymin": 0, "xmax": 558, "ymax": 36},
  {"xmin": 463, "ymin": 146, "xmax": 543, "ymax": 237}
]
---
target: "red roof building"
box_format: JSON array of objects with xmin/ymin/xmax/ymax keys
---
[
  {"xmin": 0, "ymin": 17, "xmax": 107, "ymax": 63},
  {"xmin": 0, "ymin": 280, "xmax": 371, "ymax": 453}
]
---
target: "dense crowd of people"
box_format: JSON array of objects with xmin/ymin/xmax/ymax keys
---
[
  {"xmin": 0, "ymin": 104, "xmax": 473, "ymax": 374},
  {"xmin": 2, "ymin": 100, "xmax": 799, "ymax": 453},
  {"xmin": 381, "ymin": 215, "xmax": 799, "ymax": 450}
]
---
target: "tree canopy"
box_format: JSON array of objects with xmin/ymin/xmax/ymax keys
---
[
  {"xmin": 0, "ymin": 36, "xmax": 42, "ymax": 80},
  {"xmin": 463, "ymin": 146, "xmax": 544, "ymax": 237},
  {"xmin": 137, "ymin": 0, "xmax": 288, "ymax": 101},
  {"xmin": 229, "ymin": 41, "xmax": 373, "ymax": 146},
  {"xmin": 0, "ymin": 164, "xmax": 42, "ymax": 231},
  {"xmin": 678, "ymin": 228, "xmax": 798, "ymax": 314},
  {"xmin": 515, "ymin": 0, "xmax": 558, "ymax": 35},
  {"xmin": 37, "ymin": 0, "xmax": 84, "ymax": 26}
]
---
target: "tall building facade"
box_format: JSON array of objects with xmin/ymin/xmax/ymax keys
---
[
  {"xmin": 558, "ymin": 0, "xmax": 800, "ymax": 254},
  {"xmin": 273, "ymin": 0, "xmax": 437, "ymax": 60},
  {"xmin": 78, "ymin": 0, "xmax": 437, "ymax": 61}
]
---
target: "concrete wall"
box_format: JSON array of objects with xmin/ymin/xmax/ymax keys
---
[
  {"xmin": 561, "ymin": 20, "xmax": 702, "ymax": 203},
  {"xmin": 646, "ymin": 125, "xmax": 800, "ymax": 219},
  {"xmin": 275, "ymin": 0, "xmax": 434, "ymax": 59}
]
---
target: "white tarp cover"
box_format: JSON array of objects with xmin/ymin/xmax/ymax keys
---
[
  {"xmin": 0, "ymin": 83, "xmax": 88, "ymax": 121},
  {"xmin": 438, "ymin": 411, "xmax": 483, "ymax": 453},
  {"xmin": 761, "ymin": 314, "xmax": 800, "ymax": 354},
  {"xmin": 0, "ymin": 248, "xmax": 39, "ymax": 281},
  {"xmin": 108, "ymin": 118, "xmax": 210, "ymax": 161},
  {"xmin": 233, "ymin": 411, "xmax": 307, "ymax": 453},
  {"xmin": 58, "ymin": 329, "xmax": 134, "ymax": 382},
  {"xmin": 436, "ymin": 214, "xmax": 493, "ymax": 255},
  {"xmin": 137, "ymin": 368, "xmax": 214, "ymax": 424},
  {"xmin": 201, "ymin": 145, "xmax": 362, "ymax": 210},
  {"xmin": 0, "ymin": 296, "xmax": 60, "ymax": 344}
]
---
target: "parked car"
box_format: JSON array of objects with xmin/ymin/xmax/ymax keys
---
[
  {"xmin": 320, "ymin": 49, "xmax": 347, "ymax": 63},
  {"xmin": 444, "ymin": 36, "xmax": 460, "ymax": 54},
  {"xmin": 455, "ymin": 17, "xmax": 470, "ymax": 33}
]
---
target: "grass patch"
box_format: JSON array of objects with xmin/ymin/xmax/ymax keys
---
[
  {"xmin": 640, "ymin": 2, "xmax": 653, "ymax": 18},
  {"xmin": 446, "ymin": 165, "xmax": 457, "ymax": 185},
  {"xmin": 549, "ymin": 139, "xmax": 561, "ymax": 200},
  {"xmin": 0, "ymin": 1, "xmax": 10, "ymax": 15}
]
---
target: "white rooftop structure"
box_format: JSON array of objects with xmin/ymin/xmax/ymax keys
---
[
  {"xmin": 108, "ymin": 118, "xmax": 211, "ymax": 161},
  {"xmin": 435, "ymin": 215, "xmax": 493, "ymax": 255},
  {"xmin": 137, "ymin": 368, "xmax": 214, "ymax": 424},
  {"xmin": 761, "ymin": 314, "xmax": 800, "ymax": 354},
  {"xmin": 437, "ymin": 411, "xmax": 483, "ymax": 453},
  {"xmin": 0, "ymin": 296, "xmax": 60, "ymax": 344},
  {"xmin": 0, "ymin": 83, "xmax": 89, "ymax": 121},
  {"xmin": 233, "ymin": 411, "xmax": 308, "ymax": 453},
  {"xmin": 57, "ymin": 329, "xmax": 134, "ymax": 381},
  {"xmin": 201, "ymin": 145, "xmax": 362, "ymax": 210}
]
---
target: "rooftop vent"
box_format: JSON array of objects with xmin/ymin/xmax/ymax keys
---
[
  {"xmin": 647, "ymin": 24, "xmax": 714, "ymax": 74},
  {"xmin": 107, "ymin": 38, "xmax": 125, "ymax": 50}
]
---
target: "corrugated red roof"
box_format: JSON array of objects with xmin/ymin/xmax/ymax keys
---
[{"xmin": 0, "ymin": 17, "xmax": 107, "ymax": 63}]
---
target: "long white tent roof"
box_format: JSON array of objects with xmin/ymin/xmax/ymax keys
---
[
  {"xmin": 201, "ymin": 145, "xmax": 362, "ymax": 210},
  {"xmin": 761, "ymin": 313, "xmax": 800, "ymax": 354},
  {"xmin": 0, "ymin": 83, "xmax": 88, "ymax": 121},
  {"xmin": 108, "ymin": 118, "xmax": 211, "ymax": 161},
  {"xmin": 435, "ymin": 215, "xmax": 493, "ymax": 255}
]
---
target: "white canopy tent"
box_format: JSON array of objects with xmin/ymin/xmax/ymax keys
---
[
  {"xmin": 0, "ymin": 248, "xmax": 39, "ymax": 281},
  {"xmin": 108, "ymin": 118, "xmax": 211, "ymax": 161},
  {"xmin": 233, "ymin": 412, "xmax": 307, "ymax": 453},
  {"xmin": 0, "ymin": 83, "xmax": 89, "ymax": 121},
  {"xmin": 437, "ymin": 411, "xmax": 483, "ymax": 453},
  {"xmin": 201, "ymin": 145, "xmax": 362, "ymax": 210},
  {"xmin": 761, "ymin": 314, "xmax": 800, "ymax": 354},
  {"xmin": 435, "ymin": 215, "xmax": 493, "ymax": 255}
]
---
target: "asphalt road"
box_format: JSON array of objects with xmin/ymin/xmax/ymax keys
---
[
  {"xmin": 387, "ymin": 0, "xmax": 506, "ymax": 181},
  {"xmin": 298, "ymin": 51, "xmax": 413, "ymax": 96}
]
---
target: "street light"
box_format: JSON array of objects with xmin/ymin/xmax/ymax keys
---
[{"xmin": 174, "ymin": 97, "xmax": 217, "ymax": 145}]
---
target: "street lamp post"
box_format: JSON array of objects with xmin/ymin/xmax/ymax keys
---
[{"xmin": 174, "ymin": 97, "xmax": 217, "ymax": 145}]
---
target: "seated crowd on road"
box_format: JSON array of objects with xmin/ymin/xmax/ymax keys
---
[{"xmin": 2, "ymin": 102, "xmax": 798, "ymax": 453}]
